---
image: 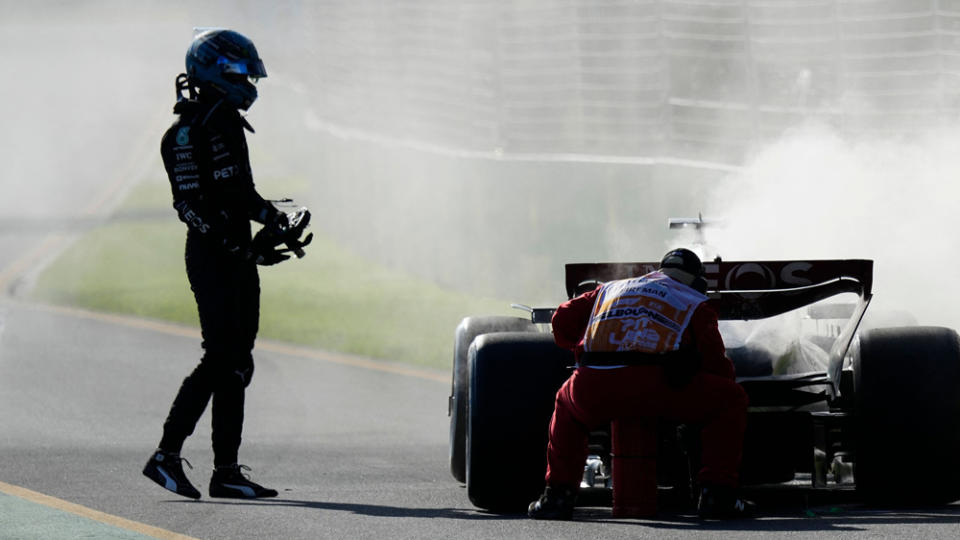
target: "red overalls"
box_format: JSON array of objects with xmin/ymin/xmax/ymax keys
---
[{"xmin": 544, "ymin": 273, "xmax": 748, "ymax": 490}]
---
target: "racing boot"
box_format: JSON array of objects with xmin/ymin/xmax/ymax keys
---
[
  {"xmin": 528, "ymin": 485, "xmax": 577, "ymax": 520},
  {"xmin": 142, "ymin": 450, "xmax": 201, "ymax": 500},
  {"xmin": 209, "ymin": 464, "xmax": 278, "ymax": 499},
  {"xmin": 697, "ymin": 485, "xmax": 756, "ymax": 520}
]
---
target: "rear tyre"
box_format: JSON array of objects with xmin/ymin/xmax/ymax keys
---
[
  {"xmin": 854, "ymin": 326, "xmax": 960, "ymax": 505},
  {"xmin": 466, "ymin": 332, "xmax": 573, "ymax": 512},
  {"xmin": 449, "ymin": 317, "xmax": 537, "ymax": 483}
]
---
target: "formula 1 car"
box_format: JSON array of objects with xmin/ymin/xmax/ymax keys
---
[{"xmin": 447, "ymin": 258, "xmax": 960, "ymax": 512}]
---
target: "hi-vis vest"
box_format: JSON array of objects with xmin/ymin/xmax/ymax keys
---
[{"xmin": 583, "ymin": 271, "xmax": 708, "ymax": 353}]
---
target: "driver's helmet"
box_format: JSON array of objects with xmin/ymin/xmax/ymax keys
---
[{"xmin": 185, "ymin": 29, "xmax": 267, "ymax": 110}]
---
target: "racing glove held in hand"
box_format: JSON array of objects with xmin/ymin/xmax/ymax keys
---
[
  {"xmin": 248, "ymin": 224, "xmax": 290, "ymax": 266},
  {"xmin": 249, "ymin": 248, "xmax": 290, "ymax": 266}
]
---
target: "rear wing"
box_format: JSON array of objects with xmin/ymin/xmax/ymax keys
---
[{"xmin": 564, "ymin": 259, "xmax": 873, "ymax": 321}]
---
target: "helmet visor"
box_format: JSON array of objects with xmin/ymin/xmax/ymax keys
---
[{"xmin": 217, "ymin": 56, "xmax": 267, "ymax": 80}]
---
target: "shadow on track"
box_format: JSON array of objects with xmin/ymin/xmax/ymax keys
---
[
  {"xmin": 167, "ymin": 498, "xmax": 526, "ymax": 521},
  {"xmin": 576, "ymin": 502, "xmax": 960, "ymax": 532},
  {"xmin": 165, "ymin": 496, "xmax": 960, "ymax": 531}
]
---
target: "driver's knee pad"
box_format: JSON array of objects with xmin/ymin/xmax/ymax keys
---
[
  {"xmin": 222, "ymin": 354, "xmax": 255, "ymax": 389},
  {"xmin": 202, "ymin": 350, "xmax": 255, "ymax": 389}
]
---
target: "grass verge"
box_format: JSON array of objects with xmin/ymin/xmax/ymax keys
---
[{"xmin": 29, "ymin": 180, "xmax": 517, "ymax": 371}]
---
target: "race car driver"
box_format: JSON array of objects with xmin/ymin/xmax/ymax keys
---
[
  {"xmin": 143, "ymin": 28, "xmax": 302, "ymax": 499},
  {"xmin": 527, "ymin": 248, "xmax": 754, "ymax": 520}
]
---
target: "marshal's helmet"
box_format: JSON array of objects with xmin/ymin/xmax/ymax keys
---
[
  {"xmin": 660, "ymin": 248, "xmax": 707, "ymax": 293},
  {"xmin": 185, "ymin": 29, "xmax": 267, "ymax": 110}
]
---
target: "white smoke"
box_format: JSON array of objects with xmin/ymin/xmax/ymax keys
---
[{"xmin": 702, "ymin": 120, "xmax": 960, "ymax": 330}]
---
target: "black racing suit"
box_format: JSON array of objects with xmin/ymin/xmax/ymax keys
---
[{"xmin": 157, "ymin": 98, "xmax": 279, "ymax": 466}]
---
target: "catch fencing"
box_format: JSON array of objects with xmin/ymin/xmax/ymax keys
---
[{"xmin": 265, "ymin": 0, "xmax": 960, "ymax": 169}]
